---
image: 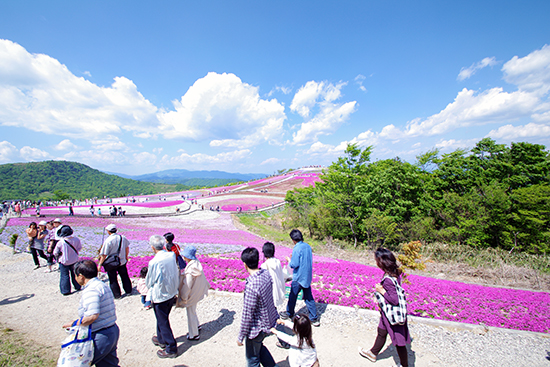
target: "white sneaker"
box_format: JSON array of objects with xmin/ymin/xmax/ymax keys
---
[{"xmin": 358, "ymin": 346, "xmax": 376, "ymax": 362}]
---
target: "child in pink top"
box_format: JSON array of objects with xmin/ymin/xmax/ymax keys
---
[{"xmin": 137, "ymin": 267, "xmax": 152, "ymax": 309}]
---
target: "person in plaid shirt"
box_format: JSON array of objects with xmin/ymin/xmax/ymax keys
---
[{"xmin": 237, "ymin": 247, "xmax": 279, "ymax": 367}]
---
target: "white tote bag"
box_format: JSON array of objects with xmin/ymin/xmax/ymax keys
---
[{"xmin": 58, "ymin": 318, "xmax": 94, "ymax": 367}]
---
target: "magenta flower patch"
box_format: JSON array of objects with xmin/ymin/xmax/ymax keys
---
[{"xmin": 2, "ymin": 215, "xmax": 549, "ymax": 334}]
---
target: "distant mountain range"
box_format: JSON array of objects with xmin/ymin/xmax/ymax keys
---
[
  {"xmin": 0, "ymin": 161, "xmax": 176, "ymax": 201},
  {"xmin": 106, "ymin": 169, "xmax": 267, "ymax": 186}
]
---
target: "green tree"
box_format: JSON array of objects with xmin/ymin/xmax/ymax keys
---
[{"xmin": 317, "ymin": 143, "xmax": 372, "ymax": 247}]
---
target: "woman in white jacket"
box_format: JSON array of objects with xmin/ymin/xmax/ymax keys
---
[{"xmin": 177, "ymin": 246, "xmax": 210, "ymax": 340}]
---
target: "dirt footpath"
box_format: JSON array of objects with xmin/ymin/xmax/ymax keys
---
[{"xmin": 0, "ymin": 246, "xmax": 548, "ymax": 367}]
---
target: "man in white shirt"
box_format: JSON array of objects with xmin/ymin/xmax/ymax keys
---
[
  {"xmin": 146, "ymin": 235, "xmax": 180, "ymax": 359},
  {"xmin": 97, "ymin": 224, "xmax": 132, "ymax": 299}
]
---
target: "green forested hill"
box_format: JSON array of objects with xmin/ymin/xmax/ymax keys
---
[{"xmin": 0, "ymin": 161, "xmax": 179, "ymax": 201}]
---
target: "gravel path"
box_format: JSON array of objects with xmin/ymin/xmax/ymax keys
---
[{"xmin": 0, "ymin": 245, "xmax": 548, "ymax": 367}]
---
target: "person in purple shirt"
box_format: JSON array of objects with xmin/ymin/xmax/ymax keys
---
[
  {"xmin": 358, "ymin": 247, "xmax": 411, "ymax": 367},
  {"xmin": 53, "ymin": 225, "xmax": 82, "ymax": 296},
  {"xmin": 237, "ymin": 247, "xmax": 279, "ymax": 367},
  {"xmin": 280, "ymin": 229, "xmax": 319, "ymax": 327}
]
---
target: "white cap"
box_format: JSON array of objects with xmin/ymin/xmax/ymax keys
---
[
  {"xmin": 105, "ymin": 224, "xmax": 117, "ymax": 232},
  {"xmin": 38, "ymin": 220, "xmax": 47, "ymax": 226},
  {"xmin": 53, "ymin": 218, "xmax": 62, "ymax": 223}
]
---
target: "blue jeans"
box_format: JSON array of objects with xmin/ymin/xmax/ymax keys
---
[
  {"xmin": 153, "ymin": 297, "xmax": 177, "ymax": 354},
  {"xmin": 286, "ymin": 281, "xmax": 318, "ymax": 321},
  {"xmin": 92, "ymin": 324, "xmax": 119, "ymax": 367},
  {"xmin": 245, "ymin": 332, "xmax": 278, "ymax": 367},
  {"xmin": 59, "ymin": 262, "xmax": 81, "ymax": 295},
  {"xmin": 141, "ymin": 295, "xmax": 151, "ymax": 307}
]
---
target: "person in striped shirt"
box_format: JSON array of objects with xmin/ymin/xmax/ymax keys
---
[{"xmin": 62, "ymin": 260, "xmax": 119, "ymax": 367}]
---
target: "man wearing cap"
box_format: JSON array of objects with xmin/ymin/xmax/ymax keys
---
[
  {"xmin": 53, "ymin": 225, "xmax": 82, "ymax": 295},
  {"xmin": 146, "ymin": 235, "xmax": 179, "ymax": 359},
  {"xmin": 53, "ymin": 218, "xmax": 63, "ymax": 240},
  {"xmin": 176, "ymin": 245, "xmax": 209, "ymax": 341},
  {"xmin": 97, "ymin": 224, "xmax": 132, "ymax": 299}
]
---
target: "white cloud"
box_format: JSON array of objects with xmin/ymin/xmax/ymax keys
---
[
  {"xmin": 435, "ymin": 138, "xmax": 479, "ymax": 151},
  {"xmin": 159, "ymin": 72, "xmax": 286, "ymax": 148},
  {"xmin": 306, "ymin": 141, "xmax": 343, "ymax": 156},
  {"xmin": 290, "ymin": 81, "xmax": 327, "ymax": 118},
  {"xmin": 292, "ymin": 101, "xmax": 357, "ymax": 144},
  {"xmin": 160, "ymin": 149, "xmax": 252, "ymax": 166},
  {"xmin": 381, "ymin": 87, "xmax": 540, "ymax": 139},
  {"xmin": 355, "ymin": 74, "xmax": 367, "ymax": 92},
  {"xmin": 267, "ymin": 85, "xmax": 292, "ymax": 97},
  {"xmin": 54, "ymin": 139, "xmax": 78, "ymax": 151},
  {"xmin": 457, "ymin": 56, "xmax": 497, "ymax": 81},
  {"xmin": 20, "ymin": 146, "xmax": 50, "ymax": 161},
  {"xmin": 290, "ymin": 81, "xmax": 357, "ymax": 144},
  {"xmin": 133, "ymin": 151, "xmax": 157, "ymax": 165},
  {"xmin": 306, "ymin": 130, "xmax": 378, "ymax": 157},
  {"xmin": 0, "ymin": 141, "xmax": 17, "ymax": 163},
  {"xmin": 260, "ymin": 157, "xmax": 281, "ymax": 165},
  {"xmin": 502, "ymin": 44, "xmax": 550, "ymax": 95},
  {"xmin": 487, "ymin": 123, "xmax": 550, "ymax": 140},
  {"xmin": 62, "ymin": 149, "xmax": 131, "ymax": 167},
  {"xmin": 0, "ymin": 39, "xmax": 159, "ymax": 140},
  {"xmin": 91, "ymin": 135, "xmax": 129, "ymax": 152}
]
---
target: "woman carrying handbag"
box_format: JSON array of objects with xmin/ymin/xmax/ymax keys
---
[{"xmin": 358, "ymin": 248, "xmax": 410, "ymax": 367}]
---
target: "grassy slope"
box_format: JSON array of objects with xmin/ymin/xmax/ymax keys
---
[{"xmin": 0, "ymin": 326, "xmax": 57, "ymax": 367}]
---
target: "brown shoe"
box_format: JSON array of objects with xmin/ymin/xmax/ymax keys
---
[
  {"xmin": 157, "ymin": 349, "xmax": 177, "ymax": 359},
  {"xmin": 152, "ymin": 336, "xmax": 166, "ymax": 349}
]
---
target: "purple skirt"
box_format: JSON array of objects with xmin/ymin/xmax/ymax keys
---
[{"xmin": 378, "ymin": 311, "xmax": 411, "ymax": 346}]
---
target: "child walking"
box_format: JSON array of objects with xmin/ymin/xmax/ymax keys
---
[
  {"xmin": 358, "ymin": 248, "xmax": 410, "ymax": 367},
  {"xmin": 260, "ymin": 242, "xmax": 288, "ymax": 309},
  {"xmin": 137, "ymin": 267, "xmax": 152, "ymax": 310},
  {"xmin": 270, "ymin": 314, "xmax": 319, "ymax": 367}
]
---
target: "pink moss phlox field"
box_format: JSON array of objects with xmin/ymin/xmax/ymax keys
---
[
  {"xmin": 204, "ymin": 197, "xmax": 283, "ymax": 211},
  {"xmin": 28, "ymin": 200, "xmax": 185, "ymax": 215},
  {"xmin": 290, "ymin": 173, "xmax": 323, "ymax": 187},
  {"xmin": 3, "ymin": 217, "xmax": 550, "ymax": 333}
]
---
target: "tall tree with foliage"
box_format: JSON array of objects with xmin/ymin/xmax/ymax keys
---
[{"xmin": 316, "ymin": 143, "xmax": 372, "ymax": 247}]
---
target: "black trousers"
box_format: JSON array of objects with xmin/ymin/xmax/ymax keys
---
[
  {"xmin": 30, "ymin": 248, "xmax": 48, "ymax": 266},
  {"xmin": 153, "ymin": 297, "xmax": 177, "ymax": 354},
  {"xmin": 107, "ymin": 263, "xmax": 132, "ymax": 298},
  {"xmin": 371, "ymin": 327, "xmax": 408, "ymax": 367}
]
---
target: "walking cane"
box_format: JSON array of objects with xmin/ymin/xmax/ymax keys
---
[{"xmin": 97, "ymin": 228, "xmax": 105, "ymax": 259}]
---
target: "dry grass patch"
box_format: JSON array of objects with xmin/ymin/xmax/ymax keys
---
[{"xmin": 0, "ymin": 326, "xmax": 57, "ymax": 367}]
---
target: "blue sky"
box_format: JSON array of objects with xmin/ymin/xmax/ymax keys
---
[{"xmin": 1, "ymin": 1, "xmax": 549, "ymax": 175}]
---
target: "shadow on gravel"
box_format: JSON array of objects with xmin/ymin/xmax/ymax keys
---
[
  {"xmin": 376, "ymin": 344, "xmax": 417, "ymax": 366},
  {"xmin": 294, "ymin": 302, "xmax": 328, "ymax": 321},
  {"xmin": 174, "ymin": 308, "xmax": 236, "ymax": 356},
  {"xmin": 0, "ymin": 293, "xmax": 34, "ymax": 306}
]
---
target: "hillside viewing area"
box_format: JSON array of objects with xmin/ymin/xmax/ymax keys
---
[{"xmin": 0, "ymin": 138, "xmax": 549, "ymax": 366}]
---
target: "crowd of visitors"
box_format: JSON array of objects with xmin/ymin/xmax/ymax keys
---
[{"xmin": 21, "ymin": 220, "xmax": 409, "ymax": 367}]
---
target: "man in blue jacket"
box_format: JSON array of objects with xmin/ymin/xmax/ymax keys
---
[{"xmin": 280, "ymin": 229, "xmax": 320, "ymax": 327}]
